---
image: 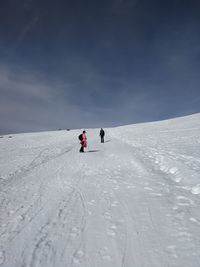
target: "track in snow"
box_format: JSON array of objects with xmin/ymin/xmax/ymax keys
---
[{"xmin": 0, "ymin": 117, "xmax": 200, "ymax": 267}]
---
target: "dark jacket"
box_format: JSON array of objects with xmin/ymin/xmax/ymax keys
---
[{"xmin": 100, "ymin": 129, "xmax": 105, "ymax": 137}]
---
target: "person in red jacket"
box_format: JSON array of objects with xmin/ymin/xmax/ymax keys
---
[{"xmin": 79, "ymin": 130, "xmax": 87, "ymax": 152}]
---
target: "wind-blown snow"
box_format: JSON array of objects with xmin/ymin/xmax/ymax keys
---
[{"xmin": 0, "ymin": 113, "xmax": 200, "ymax": 267}]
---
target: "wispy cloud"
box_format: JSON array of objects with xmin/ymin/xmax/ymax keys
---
[
  {"xmin": 12, "ymin": 15, "xmax": 39, "ymax": 51},
  {"xmin": 0, "ymin": 61, "xmax": 163, "ymax": 134},
  {"xmin": 0, "ymin": 64, "xmax": 81, "ymax": 134}
]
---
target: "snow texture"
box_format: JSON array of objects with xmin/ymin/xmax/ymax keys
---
[{"xmin": 0, "ymin": 113, "xmax": 200, "ymax": 267}]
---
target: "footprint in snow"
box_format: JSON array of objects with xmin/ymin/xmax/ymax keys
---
[
  {"xmin": 76, "ymin": 250, "xmax": 84, "ymax": 258},
  {"xmin": 0, "ymin": 251, "xmax": 5, "ymax": 265},
  {"xmin": 103, "ymin": 212, "xmax": 112, "ymax": 220},
  {"xmin": 110, "ymin": 224, "xmax": 117, "ymax": 230},
  {"xmin": 191, "ymin": 184, "xmax": 200, "ymax": 195},
  {"xmin": 111, "ymin": 201, "xmax": 118, "ymax": 207},
  {"xmin": 144, "ymin": 186, "xmax": 153, "ymax": 191},
  {"xmin": 169, "ymin": 167, "xmax": 178, "ymax": 174},
  {"xmin": 118, "ymin": 219, "xmax": 125, "ymax": 224},
  {"xmin": 165, "ymin": 245, "xmax": 178, "ymax": 258},
  {"xmin": 175, "ymin": 212, "xmax": 185, "ymax": 220},
  {"xmin": 107, "ymin": 229, "xmax": 116, "ymax": 237},
  {"xmin": 88, "ymin": 199, "xmax": 95, "ymax": 205},
  {"xmin": 177, "ymin": 231, "xmax": 192, "ymax": 239},
  {"xmin": 151, "ymin": 192, "xmax": 163, "ymax": 197},
  {"xmin": 190, "ymin": 217, "xmax": 200, "ymax": 225},
  {"xmin": 113, "ymin": 186, "xmax": 119, "ymax": 190},
  {"xmin": 72, "ymin": 250, "xmax": 84, "ymax": 265},
  {"xmin": 107, "ymin": 225, "xmax": 117, "ymax": 237},
  {"xmin": 8, "ymin": 210, "xmax": 15, "ymax": 215},
  {"xmin": 176, "ymin": 196, "xmax": 194, "ymax": 206},
  {"xmin": 98, "ymin": 247, "xmax": 112, "ymax": 261},
  {"xmin": 72, "ymin": 258, "xmax": 80, "ymax": 265},
  {"xmin": 70, "ymin": 227, "xmax": 79, "ymax": 238},
  {"xmin": 127, "ymin": 184, "xmax": 136, "ymax": 189},
  {"xmin": 175, "ymin": 177, "xmax": 182, "ymax": 183}
]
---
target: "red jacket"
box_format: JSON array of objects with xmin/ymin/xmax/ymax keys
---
[
  {"xmin": 82, "ymin": 133, "xmax": 86, "ymax": 141},
  {"xmin": 81, "ymin": 133, "xmax": 87, "ymax": 147}
]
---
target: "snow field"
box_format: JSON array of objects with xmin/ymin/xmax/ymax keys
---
[{"xmin": 0, "ymin": 114, "xmax": 200, "ymax": 266}]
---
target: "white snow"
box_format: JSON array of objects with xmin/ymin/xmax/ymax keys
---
[{"xmin": 0, "ymin": 113, "xmax": 200, "ymax": 267}]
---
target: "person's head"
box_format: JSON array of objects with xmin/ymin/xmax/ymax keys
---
[{"xmin": 83, "ymin": 130, "xmax": 86, "ymax": 133}]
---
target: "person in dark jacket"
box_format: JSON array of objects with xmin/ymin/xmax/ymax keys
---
[{"xmin": 99, "ymin": 128, "xmax": 105, "ymax": 143}]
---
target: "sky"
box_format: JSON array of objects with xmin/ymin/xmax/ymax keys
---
[{"xmin": 0, "ymin": 0, "xmax": 200, "ymax": 134}]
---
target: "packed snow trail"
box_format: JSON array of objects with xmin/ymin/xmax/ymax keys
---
[{"xmin": 0, "ymin": 114, "xmax": 200, "ymax": 267}]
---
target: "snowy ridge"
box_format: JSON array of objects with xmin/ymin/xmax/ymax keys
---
[
  {"xmin": 0, "ymin": 113, "xmax": 200, "ymax": 267},
  {"xmin": 109, "ymin": 113, "xmax": 200, "ymax": 190}
]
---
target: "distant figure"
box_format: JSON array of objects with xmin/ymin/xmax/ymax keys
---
[
  {"xmin": 79, "ymin": 130, "xmax": 87, "ymax": 152},
  {"xmin": 99, "ymin": 128, "xmax": 105, "ymax": 143}
]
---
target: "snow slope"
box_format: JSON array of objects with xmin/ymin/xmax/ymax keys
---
[{"xmin": 0, "ymin": 113, "xmax": 200, "ymax": 267}]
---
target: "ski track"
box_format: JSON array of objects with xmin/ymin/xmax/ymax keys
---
[{"xmin": 0, "ymin": 119, "xmax": 200, "ymax": 267}]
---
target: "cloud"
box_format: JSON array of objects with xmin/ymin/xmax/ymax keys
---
[
  {"xmin": 1, "ymin": 42, "xmax": 199, "ymax": 135},
  {"xmin": 0, "ymin": 64, "xmax": 83, "ymax": 134},
  {"xmin": 0, "ymin": 61, "xmax": 162, "ymax": 134},
  {"xmin": 12, "ymin": 15, "xmax": 39, "ymax": 51}
]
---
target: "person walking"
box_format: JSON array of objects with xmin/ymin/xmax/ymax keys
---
[
  {"xmin": 79, "ymin": 130, "xmax": 87, "ymax": 152},
  {"xmin": 99, "ymin": 128, "xmax": 105, "ymax": 143}
]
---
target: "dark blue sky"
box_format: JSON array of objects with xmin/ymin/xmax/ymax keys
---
[{"xmin": 0, "ymin": 0, "xmax": 200, "ymax": 134}]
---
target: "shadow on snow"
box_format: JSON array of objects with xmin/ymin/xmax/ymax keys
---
[{"xmin": 85, "ymin": 150, "xmax": 100, "ymax": 153}]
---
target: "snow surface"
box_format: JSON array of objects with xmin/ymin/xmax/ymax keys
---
[{"xmin": 0, "ymin": 113, "xmax": 200, "ymax": 267}]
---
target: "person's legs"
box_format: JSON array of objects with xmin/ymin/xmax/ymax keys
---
[{"xmin": 80, "ymin": 145, "xmax": 84, "ymax": 152}]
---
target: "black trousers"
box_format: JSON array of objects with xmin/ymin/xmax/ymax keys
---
[
  {"xmin": 80, "ymin": 145, "xmax": 84, "ymax": 152},
  {"xmin": 100, "ymin": 136, "xmax": 104, "ymax": 143}
]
